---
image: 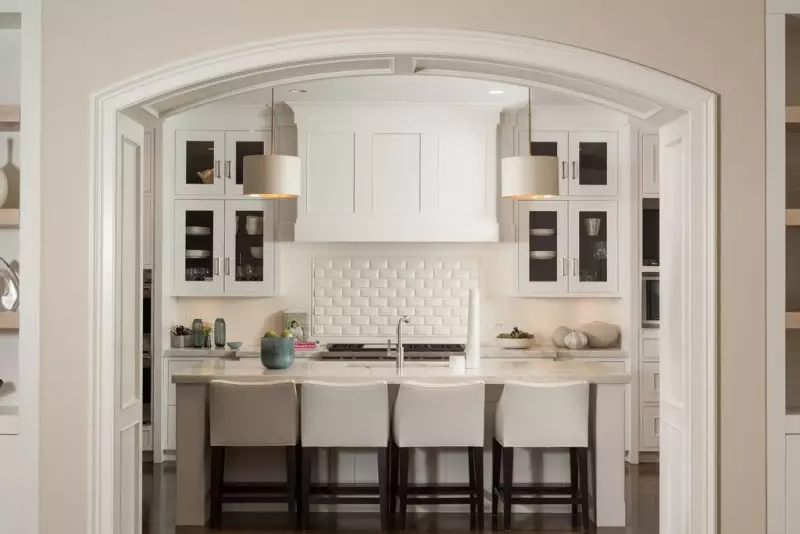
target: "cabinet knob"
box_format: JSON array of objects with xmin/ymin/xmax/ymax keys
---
[
  {"xmin": 571, "ymin": 258, "xmax": 577, "ymax": 276},
  {"xmin": 561, "ymin": 161, "xmax": 566, "ymax": 180},
  {"xmin": 571, "ymin": 161, "xmax": 576, "ymax": 180},
  {"xmin": 560, "ymin": 257, "xmax": 567, "ymax": 276},
  {"xmin": 214, "ymin": 160, "xmax": 221, "ymax": 180},
  {"xmin": 213, "ymin": 257, "xmax": 221, "ymax": 276},
  {"xmin": 225, "ymin": 160, "xmax": 231, "ymax": 180}
]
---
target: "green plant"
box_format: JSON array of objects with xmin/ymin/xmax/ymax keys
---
[
  {"xmin": 497, "ymin": 326, "xmax": 534, "ymax": 339},
  {"xmin": 202, "ymin": 322, "xmax": 213, "ymax": 335},
  {"xmin": 171, "ymin": 325, "xmax": 191, "ymax": 336}
]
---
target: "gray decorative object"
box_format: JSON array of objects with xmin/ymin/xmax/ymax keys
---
[
  {"xmin": 191, "ymin": 318, "xmax": 204, "ymax": 348},
  {"xmin": 0, "ymin": 257, "xmax": 19, "ymax": 311},
  {"xmin": 214, "ymin": 318, "xmax": 226, "ymax": 348},
  {"xmin": 579, "ymin": 321, "xmax": 621, "ymax": 348},
  {"xmin": 261, "ymin": 337, "xmax": 296, "ymax": 369},
  {"xmin": 551, "ymin": 326, "xmax": 572, "ymax": 348}
]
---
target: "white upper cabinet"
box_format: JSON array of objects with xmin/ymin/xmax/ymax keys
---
[
  {"xmin": 640, "ymin": 133, "xmax": 660, "ymax": 196},
  {"xmin": 291, "ymin": 104, "xmax": 499, "ymax": 242},
  {"xmin": 175, "ymin": 130, "xmax": 268, "ymax": 196},
  {"xmin": 174, "ymin": 199, "xmax": 278, "ymax": 297},
  {"xmin": 516, "ymin": 199, "xmax": 618, "ymax": 296},
  {"xmin": 567, "ymin": 131, "xmax": 618, "ymax": 196}
]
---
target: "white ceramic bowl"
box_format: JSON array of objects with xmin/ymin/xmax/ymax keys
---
[
  {"xmin": 186, "ymin": 249, "xmax": 211, "ymax": 259},
  {"xmin": 186, "ymin": 226, "xmax": 211, "ymax": 236},
  {"xmin": 530, "ymin": 228, "xmax": 555, "ymax": 237},
  {"xmin": 530, "ymin": 250, "xmax": 556, "ymax": 260},
  {"xmin": 250, "ymin": 247, "xmax": 263, "ymax": 259},
  {"xmin": 496, "ymin": 337, "xmax": 535, "ymax": 350}
]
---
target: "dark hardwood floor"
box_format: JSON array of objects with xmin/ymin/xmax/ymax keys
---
[{"xmin": 143, "ymin": 462, "xmax": 658, "ymax": 534}]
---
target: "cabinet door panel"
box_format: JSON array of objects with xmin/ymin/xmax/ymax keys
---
[
  {"xmin": 224, "ymin": 130, "xmax": 269, "ymax": 196},
  {"xmin": 641, "ymin": 362, "xmax": 660, "ymax": 403},
  {"xmin": 175, "ymin": 131, "xmax": 226, "ymax": 195},
  {"xmin": 641, "ymin": 134, "xmax": 660, "ymax": 196},
  {"xmin": 568, "ymin": 200, "xmax": 618, "ymax": 294},
  {"xmin": 174, "ymin": 200, "xmax": 225, "ymax": 296},
  {"xmin": 640, "ymin": 406, "xmax": 659, "ymax": 450},
  {"xmin": 517, "ymin": 200, "xmax": 568, "ymax": 295},
  {"xmin": 224, "ymin": 199, "xmax": 277, "ymax": 296},
  {"xmin": 568, "ymin": 132, "xmax": 618, "ymax": 196}
]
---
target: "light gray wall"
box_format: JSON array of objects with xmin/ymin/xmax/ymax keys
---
[{"xmin": 39, "ymin": 1, "xmax": 765, "ymax": 533}]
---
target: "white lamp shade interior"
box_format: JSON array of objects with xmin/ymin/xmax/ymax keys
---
[
  {"xmin": 243, "ymin": 154, "xmax": 302, "ymax": 198},
  {"xmin": 501, "ymin": 155, "xmax": 559, "ymax": 199}
]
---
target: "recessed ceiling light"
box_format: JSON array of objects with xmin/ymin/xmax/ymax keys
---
[
  {"xmin": 488, "ymin": 90, "xmax": 505, "ymax": 95},
  {"xmin": 289, "ymin": 89, "xmax": 307, "ymax": 93}
]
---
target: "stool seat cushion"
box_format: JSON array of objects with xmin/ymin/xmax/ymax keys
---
[
  {"xmin": 393, "ymin": 381, "xmax": 485, "ymax": 447},
  {"xmin": 210, "ymin": 380, "xmax": 298, "ymax": 447},
  {"xmin": 495, "ymin": 381, "xmax": 589, "ymax": 448},
  {"xmin": 301, "ymin": 381, "xmax": 389, "ymax": 447}
]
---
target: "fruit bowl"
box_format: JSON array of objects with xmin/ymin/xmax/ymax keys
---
[
  {"xmin": 260, "ymin": 337, "xmax": 296, "ymax": 369},
  {"xmin": 496, "ymin": 337, "xmax": 534, "ymax": 350}
]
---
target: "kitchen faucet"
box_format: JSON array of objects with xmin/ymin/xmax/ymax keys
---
[{"xmin": 388, "ymin": 315, "xmax": 411, "ymax": 371}]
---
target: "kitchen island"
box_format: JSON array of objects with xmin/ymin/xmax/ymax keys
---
[{"xmin": 173, "ymin": 357, "xmax": 629, "ymax": 527}]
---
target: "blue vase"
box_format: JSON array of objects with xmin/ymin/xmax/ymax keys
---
[{"xmin": 260, "ymin": 337, "xmax": 296, "ymax": 370}]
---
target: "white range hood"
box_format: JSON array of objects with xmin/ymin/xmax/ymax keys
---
[{"xmin": 290, "ymin": 103, "xmax": 501, "ymax": 242}]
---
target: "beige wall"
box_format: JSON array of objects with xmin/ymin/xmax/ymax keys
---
[{"xmin": 40, "ymin": 1, "xmax": 765, "ymax": 533}]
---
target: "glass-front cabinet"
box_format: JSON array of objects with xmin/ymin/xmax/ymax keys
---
[
  {"xmin": 175, "ymin": 130, "xmax": 268, "ymax": 196},
  {"xmin": 567, "ymin": 132, "xmax": 618, "ymax": 196},
  {"xmin": 517, "ymin": 200, "xmax": 617, "ymax": 296},
  {"xmin": 517, "ymin": 201, "xmax": 568, "ymax": 295},
  {"xmin": 568, "ymin": 200, "xmax": 618, "ymax": 294},
  {"xmin": 174, "ymin": 199, "xmax": 277, "ymax": 296}
]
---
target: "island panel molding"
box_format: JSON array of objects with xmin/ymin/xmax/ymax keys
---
[{"xmin": 312, "ymin": 256, "xmax": 479, "ymax": 340}]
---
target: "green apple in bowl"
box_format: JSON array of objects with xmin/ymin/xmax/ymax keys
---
[{"xmin": 264, "ymin": 330, "xmax": 278, "ymax": 338}]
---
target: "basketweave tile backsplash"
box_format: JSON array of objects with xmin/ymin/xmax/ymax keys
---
[{"xmin": 312, "ymin": 257, "xmax": 479, "ymax": 337}]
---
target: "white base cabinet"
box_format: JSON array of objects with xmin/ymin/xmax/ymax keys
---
[
  {"xmin": 174, "ymin": 199, "xmax": 277, "ymax": 297},
  {"xmin": 517, "ymin": 200, "xmax": 618, "ymax": 296}
]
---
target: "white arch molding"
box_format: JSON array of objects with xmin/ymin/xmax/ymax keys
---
[{"xmin": 88, "ymin": 28, "xmax": 717, "ymax": 534}]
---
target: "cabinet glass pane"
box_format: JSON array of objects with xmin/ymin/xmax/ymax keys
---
[
  {"xmin": 185, "ymin": 141, "xmax": 215, "ymax": 186},
  {"xmin": 235, "ymin": 141, "xmax": 265, "ymax": 186},
  {"xmin": 578, "ymin": 211, "xmax": 608, "ymax": 282},
  {"xmin": 184, "ymin": 210, "xmax": 214, "ymax": 283},
  {"xmin": 528, "ymin": 210, "xmax": 559, "ymax": 282},
  {"xmin": 233, "ymin": 210, "xmax": 265, "ymax": 282},
  {"xmin": 531, "ymin": 141, "xmax": 558, "ymax": 158},
  {"xmin": 578, "ymin": 142, "xmax": 608, "ymax": 186}
]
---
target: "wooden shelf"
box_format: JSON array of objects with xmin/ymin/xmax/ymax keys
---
[
  {"xmin": 0, "ymin": 105, "xmax": 19, "ymax": 132},
  {"xmin": 0, "ymin": 209, "xmax": 20, "ymax": 228},
  {"xmin": 787, "ymin": 312, "xmax": 800, "ymax": 329},
  {"xmin": 0, "ymin": 312, "xmax": 19, "ymax": 330}
]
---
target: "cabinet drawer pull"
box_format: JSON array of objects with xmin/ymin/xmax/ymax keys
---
[
  {"xmin": 214, "ymin": 257, "xmax": 220, "ymax": 276},
  {"xmin": 225, "ymin": 160, "xmax": 231, "ymax": 180},
  {"xmin": 654, "ymin": 372, "xmax": 660, "ymax": 392},
  {"xmin": 571, "ymin": 258, "xmax": 577, "ymax": 276},
  {"xmin": 560, "ymin": 257, "xmax": 567, "ymax": 276},
  {"xmin": 225, "ymin": 257, "xmax": 231, "ymax": 276},
  {"xmin": 571, "ymin": 161, "xmax": 576, "ymax": 180},
  {"xmin": 561, "ymin": 161, "xmax": 566, "ymax": 180},
  {"xmin": 653, "ymin": 417, "xmax": 660, "ymax": 437},
  {"xmin": 214, "ymin": 160, "xmax": 221, "ymax": 179}
]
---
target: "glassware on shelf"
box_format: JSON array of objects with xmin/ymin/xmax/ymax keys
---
[
  {"xmin": 594, "ymin": 241, "xmax": 607, "ymax": 260},
  {"xmin": 584, "ymin": 218, "xmax": 602, "ymax": 236}
]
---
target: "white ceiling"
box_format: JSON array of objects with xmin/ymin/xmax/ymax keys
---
[{"xmin": 222, "ymin": 75, "xmax": 588, "ymax": 107}]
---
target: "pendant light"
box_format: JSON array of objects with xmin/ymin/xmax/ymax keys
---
[
  {"xmin": 501, "ymin": 87, "xmax": 559, "ymax": 199},
  {"xmin": 243, "ymin": 88, "xmax": 302, "ymax": 198}
]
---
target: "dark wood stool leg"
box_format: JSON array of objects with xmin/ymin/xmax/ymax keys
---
[
  {"xmin": 468, "ymin": 446, "xmax": 477, "ymax": 528},
  {"xmin": 570, "ymin": 447, "xmax": 579, "ymax": 527},
  {"xmin": 491, "ymin": 439, "xmax": 501, "ymax": 518},
  {"xmin": 578, "ymin": 447, "xmax": 591, "ymax": 530},
  {"xmin": 390, "ymin": 442, "xmax": 398, "ymax": 519},
  {"xmin": 301, "ymin": 448, "xmax": 312, "ymax": 530},
  {"xmin": 472, "ymin": 446, "xmax": 485, "ymax": 529},
  {"xmin": 285, "ymin": 445, "xmax": 298, "ymax": 529},
  {"xmin": 378, "ymin": 446, "xmax": 390, "ymax": 531},
  {"xmin": 398, "ymin": 447, "xmax": 410, "ymax": 530},
  {"xmin": 209, "ymin": 446, "xmax": 225, "ymax": 528},
  {"xmin": 502, "ymin": 446, "xmax": 514, "ymax": 530}
]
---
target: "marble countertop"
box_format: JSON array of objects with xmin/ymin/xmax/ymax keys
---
[
  {"xmin": 164, "ymin": 346, "xmax": 626, "ymax": 359},
  {"xmin": 171, "ymin": 356, "xmax": 630, "ymax": 385}
]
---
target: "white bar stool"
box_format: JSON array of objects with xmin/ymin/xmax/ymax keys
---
[
  {"xmin": 392, "ymin": 381, "xmax": 486, "ymax": 530},
  {"xmin": 300, "ymin": 381, "xmax": 390, "ymax": 530},
  {"xmin": 491, "ymin": 381, "xmax": 591, "ymax": 530},
  {"xmin": 209, "ymin": 380, "xmax": 299, "ymax": 529}
]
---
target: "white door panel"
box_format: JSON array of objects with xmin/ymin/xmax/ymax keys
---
[
  {"xmin": 659, "ymin": 114, "xmax": 691, "ymax": 534},
  {"xmin": 115, "ymin": 112, "xmax": 144, "ymax": 534}
]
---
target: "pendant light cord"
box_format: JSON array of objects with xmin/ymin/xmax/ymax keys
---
[
  {"xmin": 270, "ymin": 88, "xmax": 276, "ymax": 156},
  {"xmin": 527, "ymin": 87, "xmax": 532, "ymax": 156}
]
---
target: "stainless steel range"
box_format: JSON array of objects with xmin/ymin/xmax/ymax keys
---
[{"xmin": 321, "ymin": 343, "xmax": 465, "ymax": 361}]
